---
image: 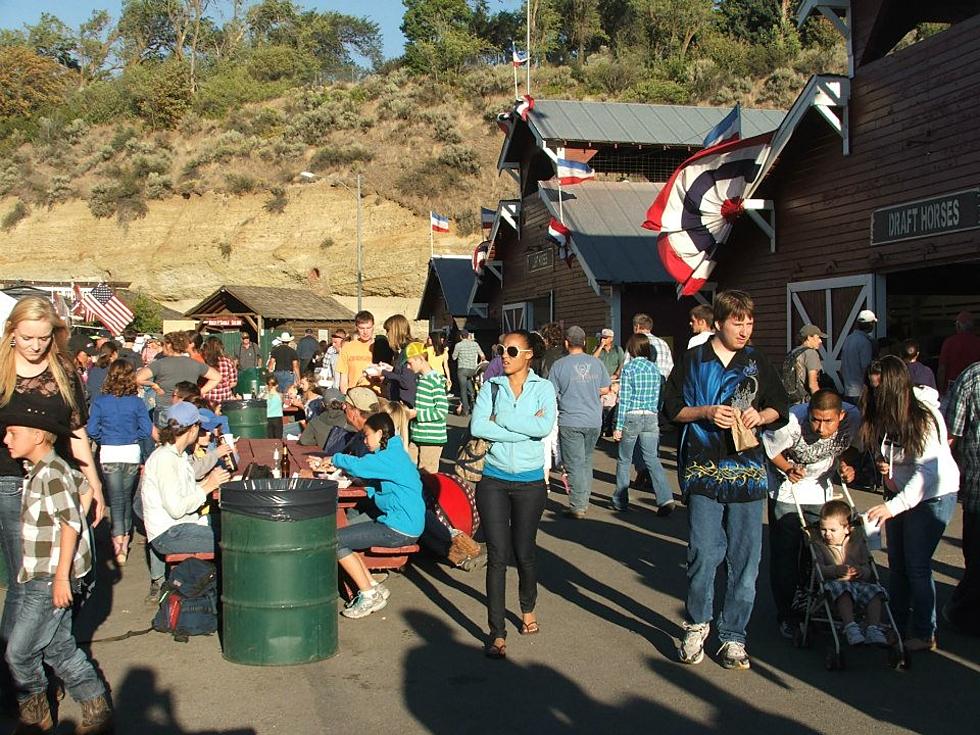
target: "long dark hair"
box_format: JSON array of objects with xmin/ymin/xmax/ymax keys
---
[
  {"xmin": 859, "ymin": 355, "xmax": 933, "ymax": 458},
  {"xmin": 364, "ymin": 411, "xmax": 395, "ymax": 450},
  {"xmin": 429, "ymin": 332, "xmax": 445, "ymax": 357}
]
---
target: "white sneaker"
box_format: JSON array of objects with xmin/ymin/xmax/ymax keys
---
[
  {"xmin": 678, "ymin": 622, "xmax": 710, "ymax": 664},
  {"xmin": 844, "ymin": 622, "xmax": 865, "ymax": 646},
  {"xmin": 864, "ymin": 624, "xmax": 888, "ymax": 647},
  {"xmin": 373, "ymin": 582, "xmax": 391, "ymax": 601},
  {"xmin": 341, "ymin": 588, "xmax": 388, "ymax": 619}
]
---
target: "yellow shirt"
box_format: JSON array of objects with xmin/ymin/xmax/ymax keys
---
[
  {"xmin": 337, "ymin": 339, "xmax": 374, "ymax": 389},
  {"xmin": 426, "ymin": 348, "xmax": 449, "ymax": 381}
]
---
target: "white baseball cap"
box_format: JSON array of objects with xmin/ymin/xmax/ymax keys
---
[{"xmin": 856, "ymin": 309, "xmax": 877, "ymax": 323}]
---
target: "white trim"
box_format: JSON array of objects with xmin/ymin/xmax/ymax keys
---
[
  {"xmin": 797, "ymin": 1, "xmax": 852, "ymax": 77},
  {"xmin": 502, "ymin": 302, "xmax": 528, "ymax": 332},
  {"xmin": 470, "ymin": 303, "xmax": 489, "ymax": 318}
]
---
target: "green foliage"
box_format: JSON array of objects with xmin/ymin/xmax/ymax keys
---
[
  {"xmin": 225, "ymin": 173, "xmax": 258, "ymax": 195},
  {"xmin": 247, "ymin": 44, "xmax": 317, "ymax": 82},
  {"xmin": 433, "ymin": 117, "xmax": 463, "ymax": 144},
  {"xmin": 264, "ymin": 186, "xmax": 288, "ymax": 214},
  {"xmin": 87, "ymin": 168, "xmax": 148, "ymax": 224},
  {"xmin": 402, "ymin": 0, "xmax": 487, "ymax": 76},
  {"xmin": 286, "ymin": 96, "xmax": 371, "ymax": 145},
  {"xmin": 395, "ymin": 159, "xmax": 462, "ymax": 198},
  {"xmin": 44, "ymin": 175, "xmax": 73, "ymax": 207},
  {"xmin": 0, "ymin": 46, "xmax": 71, "ymax": 118},
  {"xmin": 127, "ymin": 290, "xmax": 163, "ymax": 334},
  {"xmin": 308, "ymin": 145, "xmax": 373, "ymax": 172},
  {"xmin": 144, "ymin": 171, "xmax": 172, "ymax": 199},
  {"xmin": 623, "ymin": 77, "xmax": 689, "ymax": 104},
  {"xmin": 581, "ymin": 55, "xmax": 641, "ymax": 95},
  {"xmin": 124, "ymin": 60, "xmax": 192, "ymax": 129},
  {"xmin": 436, "ymin": 145, "xmax": 480, "ymax": 175},
  {"xmin": 759, "ymin": 67, "xmax": 805, "ymax": 106},
  {"xmin": 1, "ymin": 200, "xmax": 30, "ymax": 231}
]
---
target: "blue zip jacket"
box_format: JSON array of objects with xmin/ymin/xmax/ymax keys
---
[
  {"xmin": 332, "ymin": 439, "xmax": 425, "ymax": 537},
  {"xmin": 471, "ymin": 372, "xmax": 557, "ymax": 478},
  {"xmin": 87, "ymin": 394, "xmax": 153, "ymax": 446}
]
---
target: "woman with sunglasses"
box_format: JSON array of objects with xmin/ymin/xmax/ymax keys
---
[
  {"xmin": 470, "ymin": 331, "xmax": 557, "ymax": 658},
  {"xmin": 862, "ymin": 355, "xmax": 959, "ymax": 651}
]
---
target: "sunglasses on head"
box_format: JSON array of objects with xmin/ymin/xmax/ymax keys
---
[{"xmin": 504, "ymin": 345, "xmax": 533, "ymax": 358}]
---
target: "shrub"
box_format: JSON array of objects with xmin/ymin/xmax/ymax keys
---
[
  {"xmin": 264, "ymin": 186, "xmax": 287, "ymax": 214},
  {"xmin": 436, "ymin": 145, "xmax": 480, "ymax": 176},
  {"xmin": 124, "ymin": 61, "xmax": 192, "ymax": 129},
  {"xmin": 61, "ymin": 81, "xmax": 131, "ymax": 126},
  {"xmin": 320, "ymin": 236, "xmax": 334, "ymax": 250},
  {"xmin": 110, "ymin": 126, "xmax": 138, "ymax": 152},
  {"xmin": 0, "ymin": 163, "xmax": 19, "ymax": 197},
  {"xmin": 87, "ymin": 171, "xmax": 148, "ymax": 224},
  {"xmin": 131, "ymin": 153, "xmax": 171, "ymax": 179},
  {"xmin": 194, "ymin": 67, "xmax": 290, "ymax": 119},
  {"xmin": 395, "ymin": 159, "xmax": 462, "ymax": 197},
  {"xmin": 246, "ymin": 45, "xmax": 317, "ymax": 83},
  {"xmin": 44, "ymin": 175, "xmax": 72, "ymax": 207},
  {"xmin": 583, "ymin": 57, "xmax": 640, "ymax": 96},
  {"xmin": 225, "ymin": 173, "xmax": 258, "ymax": 195},
  {"xmin": 219, "ymin": 240, "xmax": 232, "ymax": 260},
  {"xmin": 256, "ymin": 138, "xmax": 305, "ymax": 161},
  {"xmin": 145, "ymin": 172, "xmax": 172, "ymax": 199},
  {"xmin": 454, "ymin": 209, "xmax": 479, "ymax": 236},
  {"xmin": 308, "ymin": 145, "xmax": 373, "ymax": 172},
  {"xmin": 1, "ymin": 200, "xmax": 30, "ymax": 231},
  {"xmin": 624, "ymin": 78, "xmax": 690, "ymax": 105},
  {"xmin": 759, "ymin": 68, "xmax": 805, "ymax": 106},
  {"xmin": 433, "ymin": 117, "xmax": 462, "ymax": 144}
]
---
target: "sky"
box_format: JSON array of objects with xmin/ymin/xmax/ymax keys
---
[{"xmin": 0, "ymin": 0, "xmax": 523, "ymax": 61}]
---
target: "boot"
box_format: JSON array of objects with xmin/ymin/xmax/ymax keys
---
[
  {"xmin": 13, "ymin": 691, "xmax": 54, "ymax": 734},
  {"xmin": 77, "ymin": 693, "xmax": 113, "ymax": 734}
]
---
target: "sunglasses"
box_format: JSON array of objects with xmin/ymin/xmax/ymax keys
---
[{"xmin": 504, "ymin": 346, "xmax": 533, "ymax": 358}]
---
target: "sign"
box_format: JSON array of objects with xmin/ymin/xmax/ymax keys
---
[
  {"xmin": 527, "ymin": 249, "xmax": 553, "ymax": 273},
  {"xmin": 871, "ymin": 189, "xmax": 980, "ymax": 246},
  {"xmin": 202, "ymin": 317, "xmax": 243, "ymax": 327}
]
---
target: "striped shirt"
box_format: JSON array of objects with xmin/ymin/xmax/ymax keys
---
[
  {"xmin": 616, "ymin": 357, "xmax": 662, "ymax": 432},
  {"xmin": 452, "ymin": 339, "xmax": 483, "ymax": 370},
  {"xmin": 410, "ymin": 371, "xmax": 449, "ymax": 445},
  {"xmin": 946, "ymin": 361, "xmax": 980, "ymax": 511},
  {"xmin": 19, "ymin": 450, "xmax": 92, "ymax": 583}
]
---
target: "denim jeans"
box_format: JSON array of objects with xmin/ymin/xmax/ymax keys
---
[
  {"xmin": 274, "ymin": 370, "xmax": 296, "ymax": 393},
  {"xmin": 947, "ymin": 508, "xmax": 980, "ymax": 633},
  {"xmin": 149, "ymin": 523, "xmax": 216, "ymax": 582},
  {"xmin": 457, "ymin": 368, "xmax": 476, "ymax": 415},
  {"xmin": 0, "ymin": 476, "xmax": 24, "ymax": 646},
  {"xmin": 5, "ymin": 578, "xmax": 104, "ymax": 702},
  {"xmin": 768, "ymin": 500, "xmax": 821, "ymax": 623},
  {"xmin": 886, "ymin": 493, "xmax": 956, "ymax": 639},
  {"xmin": 336, "ymin": 513, "xmax": 418, "ymax": 559},
  {"xmin": 686, "ymin": 493, "xmax": 765, "ymax": 645},
  {"xmin": 101, "ymin": 462, "xmax": 139, "ymax": 538},
  {"xmin": 613, "ymin": 413, "xmax": 672, "ymax": 508},
  {"xmin": 476, "ymin": 476, "xmax": 547, "ymax": 639},
  {"xmin": 558, "ymin": 426, "xmax": 601, "ymax": 513}
]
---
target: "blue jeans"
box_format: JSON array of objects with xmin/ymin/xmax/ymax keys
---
[
  {"xmin": 614, "ymin": 413, "xmax": 672, "ymax": 508},
  {"xmin": 558, "ymin": 426, "xmax": 601, "ymax": 512},
  {"xmin": 457, "ymin": 368, "xmax": 476, "ymax": 415},
  {"xmin": 686, "ymin": 493, "xmax": 765, "ymax": 645},
  {"xmin": 5, "ymin": 578, "xmax": 104, "ymax": 702},
  {"xmin": 0, "ymin": 476, "xmax": 24, "ymax": 646},
  {"xmin": 886, "ymin": 493, "xmax": 956, "ymax": 639},
  {"xmin": 101, "ymin": 462, "xmax": 139, "ymax": 538},
  {"xmin": 336, "ymin": 513, "xmax": 418, "ymax": 559},
  {"xmin": 149, "ymin": 523, "xmax": 216, "ymax": 583},
  {"xmin": 274, "ymin": 370, "xmax": 296, "ymax": 393}
]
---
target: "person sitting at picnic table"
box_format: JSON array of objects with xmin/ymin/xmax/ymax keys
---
[
  {"xmin": 140, "ymin": 402, "xmax": 229, "ymax": 602},
  {"xmin": 322, "ymin": 412, "xmax": 425, "ymax": 619}
]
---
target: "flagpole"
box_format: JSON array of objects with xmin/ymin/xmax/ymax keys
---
[
  {"xmin": 526, "ymin": 1, "xmax": 532, "ymax": 95},
  {"xmin": 512, "ymin": 41, "xmax": 519, "ymax": 98},
  {"xmin": 430, "ymin": 217, "xmax": 434, "ymax": 259},
  {"xmin": 558, "ymin": 178, "xmax": 563, "ymax": 223}
]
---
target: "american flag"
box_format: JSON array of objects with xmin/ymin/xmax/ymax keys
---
[
  {"xmin": 82, "ymin": 283, "xmax": 134, "ymax": 334},
  {"xmin": 72, "ymin": 283, "xmax": 96, "ymax": 322}
]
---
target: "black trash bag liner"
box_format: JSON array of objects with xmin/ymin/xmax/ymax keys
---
[
  {"xmin": 220, "ymin": 479, "xmax": 337, "ymax": 521},
  {"xmin": 221, "ymin": 399, "xmax": 268, "ymax": 412}
]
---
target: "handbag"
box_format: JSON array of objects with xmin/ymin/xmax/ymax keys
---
[{"xmin": 453, "ymin": 383, "xmax": 501, "ymax": 485}]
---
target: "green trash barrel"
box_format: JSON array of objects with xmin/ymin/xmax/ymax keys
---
[
  {"xmin": 221, "ymin": 399, "xmax": 268, "ymax": 439},
  {"xmin": 220, "ymin": 479, "xmax": 338, "ymax": 665},
  {"xmin": 235, "ymin": 367, "xmax": 265, "ymax": 397}
]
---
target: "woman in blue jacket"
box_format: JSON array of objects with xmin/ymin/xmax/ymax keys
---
[
  {"xmin": 87, "ymin": 359, "xmax": 153, "ymax": 565},
  {"xmin": 471, "ymin": 330, "xmax": 557, "ymax": 658},
  {"xmin": 331, "ymin": 412, "xmax": 425, "ymax": 619}
]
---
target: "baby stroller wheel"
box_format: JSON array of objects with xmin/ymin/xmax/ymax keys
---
[
  {"xmin": 888, "ymin": 646, "xmax": 911, "ymax": 671},
  {"xmin": 825, "ymin": 649, "xmax": 845, "ymax": 671}
]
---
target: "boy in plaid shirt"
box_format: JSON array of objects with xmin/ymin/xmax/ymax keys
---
[{"xmin": 0, "ymin": 394, "xmax": 112, "ymax": 733}]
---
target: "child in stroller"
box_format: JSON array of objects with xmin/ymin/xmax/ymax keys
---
[{"xmin": 812, "ymin": 499, "xmax": 889, "ymax": 646}]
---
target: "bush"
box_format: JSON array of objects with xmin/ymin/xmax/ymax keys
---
[
  {"xmin": 124, "ymin": 61, "xmax": 192, "ymax": 129},
  {"xmin": 320, "ymin": 236, "xmax": 334, "ymax": 249},
  {"xmin": 131, "ymin": 153, "xmax": 171, "ymax": 179},
  {"xmin": 87, "ymin": 171, "xmax": 148, "ymax": 224},
  {"xmin": 145, "ymin": 172, "xmax": 172, "ymax": 199},
  {"xmin": 61, "ymin": 81, "xmax": 131, "ymax": 126},
  {"xmin": 246, "ymin": 45, "xmax": 317, "ymax": 83},
  {"xmin": 583, "ymin": 57, "xmax": 640, "ymax": 96},
  {"xmin": 225, "ymin": 173, "xmax": 258, "ymax": 195},
  {"xmin": 1, "ymin": 200, "xmax": 29, "ymax": 231},
  {"xmin": 436, "ymin": 145, "xmax": 480, "ymax": 175},
  {"xmin": 759, "ymin": 68, "xmax": 805, "ymax": 106},
  {"xmin": 256, "ymin": 138, "xmax": 306, "ymax": 161},
  {"xmin": 264, "ymin": 186, "xmax": 287, "ymax": 214},
  {"xmin": 433, "ymin": 117, "xmax": 462, "ymax": 144},
  {"xmin": 624, "ymin": 77, "xmax": 690, "ymax": 105},
  {"xmin": 0, "ymin": 163, "xmax": 19, "ymax": 197},
  {"xmin": 395, "ymin": 159, "xmax": 462, "ymax": 197},
  {"xmin": 219, "ymin": 240, "xmax": 232, "ymax": 260},
  {"xmin": 287, "ymin": 97, "xmax": 370, "ymax": 145},
  {"xmin": 44, "ymin": 175, "xmax": 72, "ymax": 207},
  {"xmin": 308, "ymin": 145, "xmax": 373, "ymax": 172},
  {"xmin": 454, "ymin": 209, "xmax": 479, "ymax": 236},
  {"xmin": 194, "ymin": 67, "xmax": 290, "ymax": 119},
  {"xmin": 110, "ymin": 126, "xmax": 138, "ymax": 152}
]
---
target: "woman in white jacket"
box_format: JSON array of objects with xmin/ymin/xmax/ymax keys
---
[{"xmin": 864, "ymin": 356, "xmax": 959, "ymax": 651}]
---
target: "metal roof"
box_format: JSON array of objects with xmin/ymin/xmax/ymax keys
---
[
  {"xmin": 528, "ymin": 99, "xmax": 786, "ymax": 146},
  {"xmin": 430, "ymin": 256, "xmax": 477, "ymax": 316},
  {"xmin": 538, "ymin": 182, "xmax": 671, "ymax": 285},
  {"xmin": 185, "ymin": 285, "xmax": 355, "ymax": 321}
]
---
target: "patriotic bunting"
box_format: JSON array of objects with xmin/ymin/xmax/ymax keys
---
[
  {"xmin": 515, "ymin": 94, "xmax": 534, "ymax": 122},
  {"xmin": 547, "ymin": 217, "xmax": 575, "ymax": 267},
  {"xmin": 472, "ymin": 241, "xmax": 491, "ymax": 274},
  {"xmin": 481, "ymin": 207, "xmax": 496, "ymax": 230},
  {"xmin": 430, "ymin": 211, "xmax": 450, "ymax": 233}
]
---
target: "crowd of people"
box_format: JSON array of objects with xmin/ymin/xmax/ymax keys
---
[{"xmin": 0, "ymin": 289, "xmax": 978, "ymax": 729}]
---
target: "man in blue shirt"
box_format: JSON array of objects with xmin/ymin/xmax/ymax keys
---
[
  {"xmin": 549, "ymin": 326, "xmax": 610, "ymax": 518},
  {"xmin": 663, "ymin": 290, "xmax": 788, "ymax": 671}
]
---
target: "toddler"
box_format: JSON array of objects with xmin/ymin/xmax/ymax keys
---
[{"xmin": 265, "ymin": 375, "xmax": 283, "ymax": 438}]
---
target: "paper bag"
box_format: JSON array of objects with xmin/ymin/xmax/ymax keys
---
[{"xmin": 731, "ymin": 410, "xmax": 759, "ymax": 452}]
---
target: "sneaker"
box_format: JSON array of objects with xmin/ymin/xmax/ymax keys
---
[
  {"xmin": 865, "ymin": 624, "xmax": 888, "ymax": 647},
  {"xmin": 145, "ymin": 580, "xmax": 162, "ymax": 605},
  {"xmin": 677, "ymin": 622, "xmax": 710, "ymax": 664},
  {"xmin": 460, "ymin": 551, "xmax": 488, "ymax": 572},
  {"xmin": 341, "ymin": 588, "xmax": 388, "ymax": 619},
  {"xmin": 657, "ymin": 500, "xmax": 676, "ymax": 517},
  {"xmin": 778, "ymin": 620, "xmax": 796, "ymax": 640},
  {"xmin": 563, "ymin": 508, "xmax": 587, "ymax": 519},
  {"xmin": 717, "ymin": 640, "xmax": 751, "ymax": 670},
  {"xmin": 373, "ymin": 582, "xmax": 391, "ymax": 601},
  {"xmin": 844, "ymin": 621, "xmax": 865, "ymax": 646}
]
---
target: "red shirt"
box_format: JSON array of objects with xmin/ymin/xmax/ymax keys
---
[
  {"xmin": 939, "ymin": 332, "xmax": 980, "ymax": 390},
  {"xmin": 208, "ymin": 356, "xmax": 238, "ymax": 404}
]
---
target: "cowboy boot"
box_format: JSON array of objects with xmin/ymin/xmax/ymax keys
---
[
  {"xmin": 13, "ymin": 691, "xmax": 54, "ymax": 734},
  {"xmin": 77, "ymin": 693, "xmax": 113, "ymax": 734}
]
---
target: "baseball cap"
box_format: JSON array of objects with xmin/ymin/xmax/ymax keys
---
[
  {"xmin": 199, "ymin": 409, "xmax": 223, "ymax": 432},
  {"xmin": 799, "ymin": 324, "xmax": 828, "ymax": 339},
  {"xmin": 167, "ymin": 402, "xmax": 201, "ymax": 428},
  {"xmin": 565, "ymin": 325, "xmax": 586, "ymax": 345},
  {"xmin": 856, "ymin": 310, "xmax": 877, "ymax": 323},
  {"xmin": 601, "ymin": 328, "xmax": 615, "ymax": 338},
  {"xmin": 68, "ymin": 333, "xmax": 97, "ymax": 356},
  {"xmin": 405, "ymin": 342, "xmax": 426, "ymax": 360},
  {"xmin": 955, "ymin": 310, "xmax": 973, "ymax": 325},
  {"xmin": 342, "ymin": 386, "xmax": 380, "ymax": 413}
]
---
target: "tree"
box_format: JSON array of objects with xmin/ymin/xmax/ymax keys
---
[
  {"xmin": 563, "ymin": 0, "xmax": 606, "ymax": 63},
  {"xmin": 76, "ymin": 11, "xmax": 119, "ymax": 86},
  {"xmin": 0, "ymin": 46, "xmax": 71, "ymax": 118},
  {"xmin": 128, "ymin": 291, "xmax": 163, "ymax": 333},
  {"xmin": 524, "ymin": 0, "xmax": 562, "ymax": 61},
  {"xmin": 25, "ymin": 13, "xmax": 78, "ymax": 69},
  {"xmin": 296, "ymin": 11, "xmax": 383, "ymax": 71},
  {"xmin": 118, "ymin": 0, "xmax": 179, "ymax": 65},
  {"xmin": 719, "ymin": 0, "xmax": 781, "ymax": 44},
  {"xmin": 402, "ymin": 0, "xmax": 485, "ymax": 74},
  {"xmin": 630, "ymin": 0, "xmax": 715, "ymax": 60}
]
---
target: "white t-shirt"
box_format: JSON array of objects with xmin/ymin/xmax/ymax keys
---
[
  {"xmin": 763, "ymin": 402, "xmax": 861, "ymax": 506},
  {"xmin": 140, "ymin": 444, "xmax": 209, "ymax": 542},
  {"xmin": 688, "ymin": 331, "xmax": 713, "ymax": 349}
]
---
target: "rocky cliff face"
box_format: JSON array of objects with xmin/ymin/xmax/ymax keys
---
[{"xmin": 0, "ymin": 182, "xmax": 472, "ymax": 304}]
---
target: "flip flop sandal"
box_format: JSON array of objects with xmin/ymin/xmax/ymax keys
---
[
  {"xmin": 520, "ymin": 621, "xmax": 540, "ymax": 635},
  {"xmin": 485, "ymin": 639, "xmax": 507, "ymax": 659}
]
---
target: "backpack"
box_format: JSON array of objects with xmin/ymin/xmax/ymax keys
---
[
  {"xmin": 153, "ymin": 558, "xmax": 218, "ymax": 642},
  {"xmin": 781, "ymin": 346, "xmax": 810, "ymax": 404},
  {"xmin": 454, "ymin": 382, "xmax": 501, "ymax": 485}
]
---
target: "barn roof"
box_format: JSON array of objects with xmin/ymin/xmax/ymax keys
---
[
  {"xmin": 184, "ymin": 285, "xmax": 355, "ymax": 321},
  {"xmin": 416, "ymin": 256, "xmax": 477, "ymax": 320}
]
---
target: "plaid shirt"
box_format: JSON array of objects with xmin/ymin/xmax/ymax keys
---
[
  {"xmin": 208, "ymin": 356, "xmax": 238, "ymax": 404},
  {"xmin": 946, "ymin": 361, "xmax": 980, "ymax": 511},
  {"xmin": 616, "ymin": 357, "xmax": 662, "ymax": 431},
  {"xmin": 19, "ymin": 450, "xmax": 92, "ymax": 583}
]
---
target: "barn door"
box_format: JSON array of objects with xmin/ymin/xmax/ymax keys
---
[
  {"xmin": 502, "ymin": 302, "xmax": 527, "ymax": 332},
  {"xmin": 787, "ymin": 275, "xmax": 882, "ymax": 391}
]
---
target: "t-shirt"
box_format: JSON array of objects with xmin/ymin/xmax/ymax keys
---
[
  {"xmin": 118, "ymin": 347, "xmax": 143, "ymax": 370},
  {"xmin": 410, "ymin": 371, "xmax": 449, "ymax": 445},
  {"xmin": 270, "ymin": 344, "xmax": 300, "ymax": 374},
  {"xmin": 425, "ymin": 347, "xmax": 449, "ymax": 379},
  {"xmin": 839, "ymin": 331, "xmax": 874, "ymax": 398},
  {"xmin": 906, "ymin": 360, "xmax": 936, "ymax": 390},
  {"xmin": 595, "ymin": 345, "xmax": 625, "ymax": 377},
  {"xmin": 688, "ymin": 331, "xmax": 713, "ymax": 349},
  {"xmin": 939, "ymin": 332, "xmax": 980, "ymax": 391},
  {"xmin": 337, "ymin": 339, "xmax": 374, "ymax": 389},
  {"xmin": 787, "ymin": 346, "xmax": 822, "ymax": 403},
  {"xmin": 236, "ymin": 343, "xmax": 259, "ymax": 369},
  {"xmin": 296, "ymin": 335, "xmax": 319, "ymax": 365},
  {"xmin": 148, "ymin": 356, "xmax": 208, "ymax": 411},
  {"xmin": 548, "ymin": 353, "xmax": 611, "ymax": 428},
  {"xmin": 763, "ymin": 402, "xmax": 861, "ymax": 506}
]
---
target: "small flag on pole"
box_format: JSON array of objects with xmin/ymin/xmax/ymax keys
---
[
  {"xmin": 72, "ymin": 284, "xmax": 96, "ymax": 322},
  {"xmin": 512, "ymin": 45, "xmax": 529, "ymax": 67},
  {"xmin": 547, "ymin": 217, "xmax": 575, "ymax": 267},
  {"xmin": 481, "ymin": 207, "xmax": 496, "ymax": 230},
  {"xmin": 702, "ymin": 104, "xmax": 741, "ymax": 148},
  {"xmin": 52, "ymin": 292, "xmax": 71, "ymax": 323},
  {"xmin": 81, "ymin": 283, "xmax": 134, "ymax": 334},
  {"xmin": 556, "ymin": 156, "xmax": 595, "ymax": 185},
  {"xmin": 515, "ymin": 94, "xmax": 534, "ymax": 122},
  {"xmin": 430, "ymin": 212, "xmax": 450, "ymax": 233}
]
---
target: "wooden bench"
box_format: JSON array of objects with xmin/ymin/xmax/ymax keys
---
[
  {"xmin": 164, "ymin": 552, "xmax": 215, "ymax": 564},
  {"xmin": 362, "ymin": 545, "xmax": 420, "ymax": 571}
]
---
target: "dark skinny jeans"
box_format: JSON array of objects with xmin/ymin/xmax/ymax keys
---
[{"xmin": 476, "ymin": 475, "xmax": 547, "ymax": 640}]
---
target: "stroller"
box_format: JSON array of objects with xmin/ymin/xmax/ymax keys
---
[{"xmin": 790, "ymin": 483, "xmax": 910, "ymax": 671}]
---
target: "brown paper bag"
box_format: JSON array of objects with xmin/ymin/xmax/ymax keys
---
[{"xmin": 731, "ymin": 410, "xmax": 759, "ymax": 451}]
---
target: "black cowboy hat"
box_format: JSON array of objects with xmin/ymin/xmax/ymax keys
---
[{"xmin": 0, "ymin": 392, "xmax": 74, "ymax": 437}]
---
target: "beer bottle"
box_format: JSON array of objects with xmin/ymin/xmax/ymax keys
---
[
  {"xmin": 272, "ymin": 445, "xmax": 282, "ymax": 479},
  {"xmin": 214, "ymin": 426, "xmax": 237, "ymax": 473},
  {"xmin": 279, "ymin": 443, "xmax": 291, "ymax": 478}
]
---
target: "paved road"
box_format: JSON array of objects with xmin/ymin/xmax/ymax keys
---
[{"xmin": 1, "ymin": 418, "xmax": 976, "ymax": 734}]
